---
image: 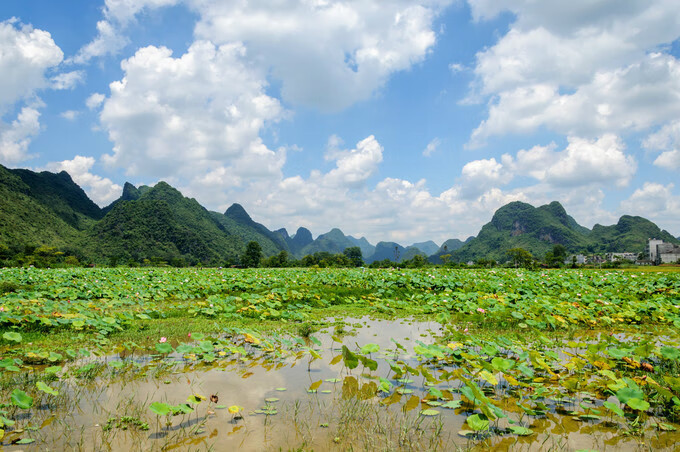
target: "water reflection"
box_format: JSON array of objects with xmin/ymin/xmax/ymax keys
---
[{"xmin": 3, "ymin": 317, "xmax": 679, "ymax": 451}]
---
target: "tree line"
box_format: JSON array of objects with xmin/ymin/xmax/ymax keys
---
[{"xmin": 0, "ymin": 241, "xmax": 642, "ymax": 269}]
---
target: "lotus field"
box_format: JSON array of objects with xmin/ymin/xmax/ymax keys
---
[{"xmin": 1, "ymin": 267, "xmax": 679, "ymax": 450}]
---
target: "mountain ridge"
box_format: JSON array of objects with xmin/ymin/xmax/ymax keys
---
[{"xmin": 0, "ymin": 164, "xmax": 677, "ymax": 265}]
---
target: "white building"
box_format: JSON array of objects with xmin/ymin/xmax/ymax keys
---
[
  {"xmin": 646, "ymin": 239, "xmax": 664, "ymax": 262},
  {"xmin": 565, "ymin": 254, "xmax": 587, "ymax": 265},
  {"xmin": 606, "ymin": 252, "xmax": 638, "ymax": 262},
  {"xmin": 647, "ymin": 239, "xmax": 680, "ymax": 264},
  {"xmin": 657, "ymin": 243, "xmax": 680, "ymax": 264}
]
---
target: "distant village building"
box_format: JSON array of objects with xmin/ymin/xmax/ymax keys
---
[
  {"xmin": 590, "ymin": 255, "xmax": 606, "ymax": 264},
  {"xmin": 646, "ymin": 239, "xmax": 664, "ymax": 263},
  {"xmin": 657, "ymin": 242, "xmax": 680, "ymax": 264},
  {"xmin": 565, "ymin": 254, "xmax": 587, "ymax": 265},
  {"xmin": 606, "ymin": 252, "xmax": 638, "ymax": 262},
  {"xmin": 647, "ymin": 238, "xmax": 680, "ymax": 264}
]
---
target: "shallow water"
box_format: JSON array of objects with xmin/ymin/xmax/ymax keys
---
[{"xmin": 2, "ymin": 317, "xmax": 679, "ymax": 451}]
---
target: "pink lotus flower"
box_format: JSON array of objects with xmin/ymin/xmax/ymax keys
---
[
  {"xmin": 159, "ymin": 337, "xmax": 167, "ymax": 343},
  {"xmin": 477, "ymin": 308, "xmax": 485, "ymax": 313},
  {"xmin": 464, "ymin": 327, "xmax": 468, "ymax": 333},
  {"xmin": 187, "ymin": 332, "xmax": 192, "ymax": 338}
]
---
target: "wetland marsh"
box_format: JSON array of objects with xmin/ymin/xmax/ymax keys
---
[{"xmin": 1, "ymin": 267, "xmax": 679, "ymax": 450}]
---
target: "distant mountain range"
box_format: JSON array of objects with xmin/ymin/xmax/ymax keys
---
[
  {"xmin": 430, "ymin": 201, "xmax": 678, "ymax": 263},
  {"xmin": 1, "ymin": 164, "xmax": 678, "ymax": 265}
]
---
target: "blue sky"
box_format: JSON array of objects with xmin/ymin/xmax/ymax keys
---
[{"xmin": 1, "ymin": 0, "xmax": 679, "ymax": 245}]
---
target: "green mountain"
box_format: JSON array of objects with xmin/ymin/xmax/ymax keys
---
[
  {"xmin": 213, "ymin": 204, "xmax": 286, "ymax": 256},
  {"xmin": 2, "ymin": 163, "xmax": 678, "ymax": 266},
  {"xmin": 429, "ymin": 237, "xmax": 474, "ymax": 263},
  {"xmin": 299, "ymin": 228, "xmax": 355, "ymax": 256},
  {"xmin": 287, "ymin": 227, "xmax": 314, "ymax": 256},
  {"xmin": 85, "ymin": 183, "xmax": 287, "ymax": 264},
  {"xmin": 445, "ymin": 201, "xmax": 679, "ymax": 263},
  {"xmin": 84, "ymin": 182, "xmax": 243, "ymax": 264},
  {"xmin": 439, "ymin": 239, "xmax": 465, "ymax": 253},
  {"xmin": 347, "ymin": 236, "xmax": 375, "ymax": 259},
  {"xmin": 586, "ymin": 216, "xmax": 679, "ymax": 253},
  {"xmin": 0, "ymin": 164, "xmax": 97, "ymax": 252},
  {"xmin": 448, "ymin": 201, "xmax": 592, "ymax": 263},
  {"xmin": 102, "ymin": 182, "xmax": 151, "ymax": 214},
  {"xmin": 402, "ymin": 247, "xmax": 427, "ymax": 261},
  {"xmin": 410, "ymin": 240, "xmax": 439, "ymax": 256},
  {"xmin": 366, "ymin": 242, "xmax": 407, "ymax": 264},
  {"xmin": 12, "ymin": 168, "xmax": 103, "ymax": 227}
]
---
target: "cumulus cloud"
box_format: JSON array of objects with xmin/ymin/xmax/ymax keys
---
[
  {"xmin": 467, "ymin": 1, "xmax": 680, "ymax": 146},
  {"xmin": 0, "ymin": 19, "xmax": 66, "ymax": 163},
  {"xmin": 470, "ymin": 53, "xmax": 680, "ymax": 146},
  {"xmin": 621, "ymin": 182, "xmax": 680, "ymax": 232},
  {"xmin": 45, "ymin": 155, "xmax": 122, "ymax": 205},
  {"xmin": 654, "ymin": 151, "xmax": 680, "ymax": 170},
  {"xmin": 0, "ymin": 19, "xmax": 63, "ymax": 109},
  {"xmin": 173, "ymin": 134, "xmax": 523, "ymax": 243},
  {"xmin": 534, "ymin": 135, "xmax": 636, "ymax": 187},
  {"xmin": 69, "ymin": 20, "xmax": 129, "ymax": 64},
  {"xmin": 457, "ymin": 157, "xmax": 507, "ymax": 198},
  {"xmin": 51, "ymin": 70, "xmax": 85, "ymax": 90},
  {"xmin": 70, "ymin": 0, "xmax": 180, "ymax": 64},
  {"xmin": 459, "ymin": 135, "xmax": 636, "ymax": 192},
  {"xmin": 324, "ymin": 135, "xmax": 383, "ymax": 187},
  {"xmin": 643, "ymin": 120, "xmax": 680, "ymax": 170},
  {"xmin": 99, "ymin": 40, "xmax": 284, "ymax": 187},
  {"xmin": 210, "ymin": 133, "xmax": 629, "ymax": 244},
  {"xmin": 191, "ymin": 0, "xmax": 451, "ymax": 111},
  {"xmin": 0, "ymin": 107, "xmax": 41, "ymax": 165},
  {"xmin": 86, "ymin": 93, "xmax": 106, "ymax": 110},
  {"xmin": 76, "ymin": 0, "xmax": 451, "ymax": 110}
]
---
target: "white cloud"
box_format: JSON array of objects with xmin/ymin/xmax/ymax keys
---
[
  {"xmin": 621, "ymin": 182, "xmax": 680, "ymax": 232},
  {"xmin": 60, "ymin": 110, "xmax": 80, "ymax": 121},
  {"xmin": 51, "ymin": 70, "xmax": 85, "ymax": 90},
  {"xmin": 0, "ymin": 107, "xmax": 41, "ymax": 165},
  {"xmin": 173, "ymin": 134, "xmax": 510, "ymax": 243},
  {"xmin": 191, "ymin": 0, "xmax": 452, "ymax": 111},
  {"xmin": 457, "ymin": 157, "xmax": 507, "ymax": 198},
  {"xmin": 76, "ymin": 0, "xmax": 453, "ymax": 110},
  {"xmin": 0, "ymin": 20, "xmax": 65, "ymax": 164},
  {"xmin": 0, "ymin": 19, "xmax": 63, "ymax": 110},
  {"xmin": 99, "ymin": 41, "xmax": 284, "ymax": 186},
  {"xmin": 69, "ymin": 20, "xmax": 129, "ymax": 64},
  {"xmin": 86, "ymin": 93, "xmax": 106, "ymax": 110},
  {"xmin": 70, "ymin": 0, "xmax": 182, "ymax": 63},
  {"xmin": 448, "ymin": 63, "xmax": 465, "ymax": 74},
  {"xmin": 324, "ymin": 135, "xmax": 383, "ymax": 188},
  {"xmin": 538, "ymin": 135, "xmax": 636, "ymax": 188},
  {"xmin": 654, "ymin": 150, "xmax": 680, "ymax": 170},
  {"xmin": 643, "ymin": 120, "xmax": 680, "ymax": 170},
  {"xmin": 467, "ymin": 1, "xmax": 680, "ymax": 146},
  {"xmin": 644, "ymin": 120, "xmax": 680, "ymax": 151},
  {"xmin": 103, "ymin": 0, "xmax": 180, "ymax": 24},
  {"xmin": 460, "ymin": 135, "xmax": 636, "ymax": 191},
  {"xmin": 45, "ymin": 155, "xmax": 122, "ymax": 205},
  {"xmin": 213, "ymin": 134, "xmax": 622, "ymax": 244},
  {"xmin": 470, "ymin": 53, "xmax": 680, "ymax": 146},
  {"xmin": 423, "ymin": 137, "xmax": 440, "ymax": 156}
]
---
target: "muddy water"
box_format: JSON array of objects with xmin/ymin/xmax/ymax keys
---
[{"xmin": 3, "ymin": 318, "xmax": 679, "ymax": 451}]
